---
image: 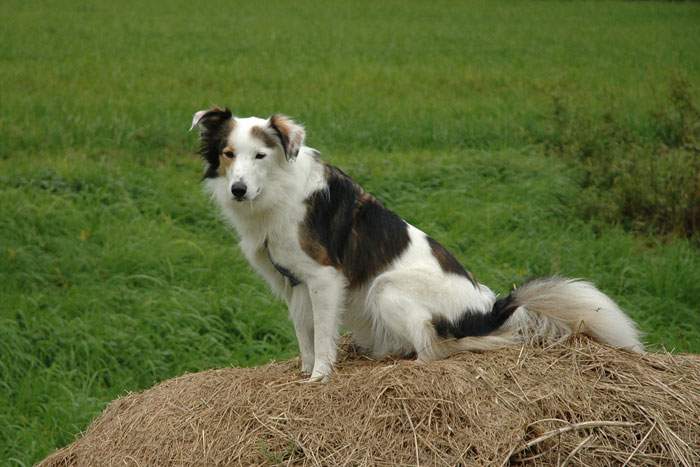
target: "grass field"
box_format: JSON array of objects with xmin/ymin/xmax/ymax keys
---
[{"xmin": 1, "ymin": 0, "xmax": 699, "ymax": 464}]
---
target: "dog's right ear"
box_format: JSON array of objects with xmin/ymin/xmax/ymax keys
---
[
  {"xmin": 190, "ymin": 107, "xmax": 232, "ymax": 132},
  {"xmin": 191, "ymin": 107, "xmax": 234, "ymax": 177}
]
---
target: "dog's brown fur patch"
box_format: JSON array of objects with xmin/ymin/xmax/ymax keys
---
[
  {"xmin": 217, "ymin": 146, "xmax": 236, "ymax": 177},
  {"xmin": 269, "ymin": 114, "xmax": 292, "ymax": 136},
  {"xmin": 250, "ymin": 126, "xmax": 278, "ymax": 149},
  {"xmin": 298, "ymin": 232, "xmax": 333, "ymax": 267}
]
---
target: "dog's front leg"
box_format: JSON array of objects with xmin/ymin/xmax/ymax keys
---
[
  {"xmin": 242, "ymin": 243, "xmax": 291, "ymax": 302},
  {"xmin": 289, "ymin": 284, "xmax": 314, "ymax": 375},
  {"xmin": 306, "ymin": 268, "xmax": 345, "ymax": 382}
]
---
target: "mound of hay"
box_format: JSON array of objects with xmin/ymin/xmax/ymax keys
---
[{"xmin": 42, "ymin": 337, "xmax": 699, "ymax": 466}]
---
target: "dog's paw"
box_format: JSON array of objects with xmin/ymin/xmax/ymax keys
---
[
  {"xmin": 300, "ymin": 360, "xmax": 314, "ymax": 376},
  {"xmin": 305, "ymin": 363, "xmax": 332, "ymax": 383},
  {"xmin": 305, "ymin": 372, "xmax": 330, "ymax": 384}
]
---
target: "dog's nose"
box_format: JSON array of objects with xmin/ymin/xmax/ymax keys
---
[{"xmin": 231, "ymin": 182, "xmax": 247, "ymax": 200}]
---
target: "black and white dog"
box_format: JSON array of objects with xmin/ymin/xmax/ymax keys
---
[{"xmin": 191, "ymin": 107, "xmax": 643, "ymax": 382}]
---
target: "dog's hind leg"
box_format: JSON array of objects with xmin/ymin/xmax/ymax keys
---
[
  {"xmin": 289, "ymin": 284, "xmax": 314, "ymax": 375},
  {"xmin": 365, "ymin": 272, "xmax": 441, "ymax": 361}
]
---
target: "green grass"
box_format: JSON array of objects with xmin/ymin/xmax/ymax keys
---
[{"xmin": 1, "ymin": 1, "xmax": 699, "ymax": 464}]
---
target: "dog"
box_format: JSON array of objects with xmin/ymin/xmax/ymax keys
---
[{"xmin": 190, "ymin": 107, "xmax": 644, "ymax": 382}]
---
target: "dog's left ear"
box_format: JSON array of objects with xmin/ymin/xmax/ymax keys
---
[{"xmin": 268, "ymin": 114, "xmax": 305, "ymax": 161}]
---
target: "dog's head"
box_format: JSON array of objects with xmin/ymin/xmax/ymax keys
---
[{"xmin": 190, "ymin": 107, "xmax": 305, "ymax": 203}]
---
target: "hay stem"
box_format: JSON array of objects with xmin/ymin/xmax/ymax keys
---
[
  {"xmin": 560, "ymin": 434, "xmax": 594, "ymax": 467},
  {"xmin": 402, "ymin": 401, "xmax": 421, "ymax": 467},
  {"xmin": 475, "ymin": 370, "xmax": 519, "ymax": 412},
  {"xmin": 622, "ymin": 420, "xmax": 656, "ymax": 466},
  {"xmin": 513, "ymin": 420, "xmax": 639, "ymax": 456}
]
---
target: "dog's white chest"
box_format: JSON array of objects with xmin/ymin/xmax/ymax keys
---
[{"xmin": 265, "ymin": 228, "xmax": 304, "ymax": 275}]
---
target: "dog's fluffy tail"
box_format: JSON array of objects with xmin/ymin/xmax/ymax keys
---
[{"xmin": 433, "ymin": 277, "xmax": 644, "ymax": 356}]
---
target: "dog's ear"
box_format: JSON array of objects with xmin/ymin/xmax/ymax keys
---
[
  {"xmin": 268, "ymin": 114, "xmax": 305, "ymax": 161},
  {"xmin": 191, "ymin": 107, "xmax": 234, "ymax": 176},
  {"xmin": 190, "ymin": 107, "xmax": 232, "ymax": 132}
]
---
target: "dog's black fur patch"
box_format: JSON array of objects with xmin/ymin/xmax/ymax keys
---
[
  {"xmin": 301, "ymin": 165, "xmax": 411, "ymax": 288},
  {"xmin": 432, "ymin": 293, "xmax": 519, "ymax": 338},
  {"xmin": 196, "ymin": 107, "xmax": 234, "ymax": 178},
  {"xmin": 426, "ymin": 236, "xmax": 477, "ymax": 286}
]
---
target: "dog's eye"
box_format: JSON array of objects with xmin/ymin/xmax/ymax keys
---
[
  {"xmin": 255, "ymin": 153, "xmax": 267, "ymax": 160},
  {"xmin": 223, "ymin": 151, "xmax": 235, "ymax": 159}
]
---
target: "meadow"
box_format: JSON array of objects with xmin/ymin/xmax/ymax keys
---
[{"xmin": 1, "ymin": 0, "xmax": 699, "ymax": 464}]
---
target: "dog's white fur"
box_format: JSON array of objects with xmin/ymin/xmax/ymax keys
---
[{"xmin": 194, "ymin": 112, "xmax": 644, "ymax": 382}]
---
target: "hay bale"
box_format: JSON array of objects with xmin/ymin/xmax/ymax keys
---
[{"xmin": 41, "ymin": 337, "xmax": 699, "ymax": 466}]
